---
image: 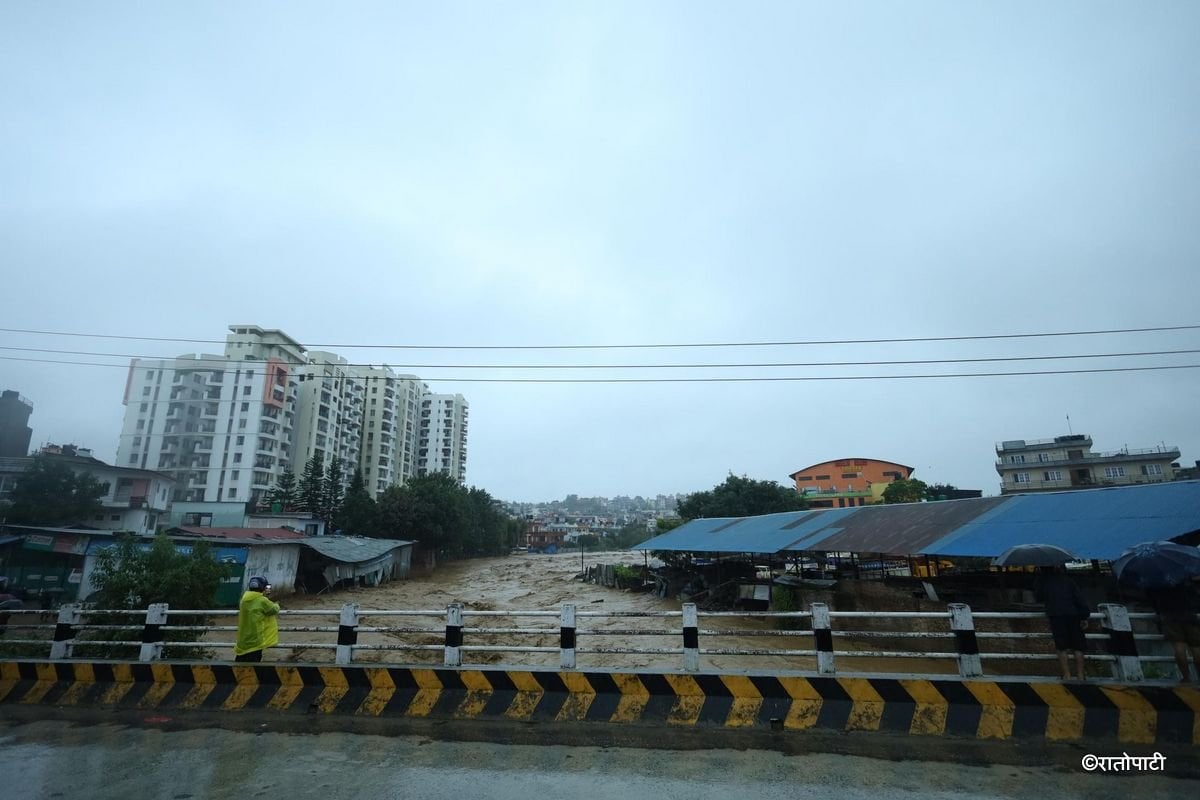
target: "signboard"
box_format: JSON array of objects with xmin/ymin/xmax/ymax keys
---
[{"xmin": 85, "ymin": 539, "xmax": 248, "ymax": 564}]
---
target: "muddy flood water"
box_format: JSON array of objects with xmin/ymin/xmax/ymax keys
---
[{"xmin": 235, "ymin": 552, "xmax": 977, "ymax": 676}]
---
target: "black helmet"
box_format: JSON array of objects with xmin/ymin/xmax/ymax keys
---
[{"xmin": 247, "ymin": 576, "xmax": 269, "ymax": 592}]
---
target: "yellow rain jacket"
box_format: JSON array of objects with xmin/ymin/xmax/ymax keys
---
[{"xmin": 234, "ymin": 590, "xmax": 281, "ymax": 657}]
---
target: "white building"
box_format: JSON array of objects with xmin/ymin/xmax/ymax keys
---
[
  {"xmin": 115, "ymin": 326, "xmax": 306, "ymax": 506},
  {"xmin": 995, "ymin": 434, "xmax": 1181, "ymax": 494},
  {"xmin": 0, "ymin": 446, "xmax": 174, "ymax": 535},
  {"xmin": 417, "ymin": 393, "xmax": 469, "ymax": 481},
  {"xmin": 355, "ymin": 367, "xmax": 424, "ymax": 496},
  {"xmin": 292, "ymin": 351, "xmax": 364, "ymax": 488}
]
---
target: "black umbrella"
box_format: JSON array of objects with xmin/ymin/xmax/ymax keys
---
[
  {"xmin": 992, "ymin": 543, "xmax": 1078, "ymax": 567},
  {"xmin": 1112, "ymin": 541, "xmax": 1200, "ymax": 589}
]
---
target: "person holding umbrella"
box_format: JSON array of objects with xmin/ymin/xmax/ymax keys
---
[
  {"xmin": 1113, "ymin": 541, "xmax": 1200, "ymax": 683},
  {"xmin": 994, "ymin": 544, "xmax": 1090, "ymax": 681}
]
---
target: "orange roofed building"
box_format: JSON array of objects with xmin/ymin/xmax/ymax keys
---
[{"xmin": 788, "ymin": 458, "xmax": 914, "ymax": 509}]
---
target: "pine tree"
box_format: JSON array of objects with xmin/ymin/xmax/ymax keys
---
[
  {"xmin": 322, "ymin": 456, "xmax": 345, "ymax": 529},
  {"xmin": 267, "ymin": 469, "xmax": 299, "ymax": 511},
  {"xmin": 337, "ymin": 468, "xmax": 378, "ymax": 535},
  {"xmin": 299, "ymin": 452, "xmax": 325, "ymax": 514}
]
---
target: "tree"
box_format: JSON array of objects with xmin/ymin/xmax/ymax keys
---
[
  {"xmin": 267, "ymin": 469, "xmax": 298, "ymax": 511},
  {"xmin": 676, "ymin": 474, "xmax": 808, "ymax": 520},
  {"xmin": 337, "ymin": 469, "xmax": 378, "ymax": 535},
  {"xmin": 376, "ymin": 474, "xmax": 514, "ymax": 558},
  {"xmin": 923, "ymin": 482, "xmax": 959, "ymax": 502},
  {"xmin": 322, "ymin": 457, "xmax": 345, "ymax": 527},
  {"xmin": 298, "ymin": 452, "xmax": 325, "ymax": 514},
  {"xmin": 882, "ymin": 478, "xmax": 929, "ymax": 504},
  {"xmin": 3, "ymin": 455, "xmax": 109, "ymax": 526},
  {"xmin": 83, "ymin": 533, "xmax": 229, "ymax": 658}
]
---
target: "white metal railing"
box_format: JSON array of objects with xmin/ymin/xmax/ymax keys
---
[{"xmin": 0, "ymin": 600, "xmax": 1187, "ymax": 682}]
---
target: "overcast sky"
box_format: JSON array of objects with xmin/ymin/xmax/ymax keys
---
[{"xmin": 2, "ymin": 2, "xmax": 1197, "ymax": 502}]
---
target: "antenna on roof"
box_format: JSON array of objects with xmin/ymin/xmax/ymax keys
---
[{"xmin": 1066, "ymin": 414, "xmax": 1073, "ymax": 434}]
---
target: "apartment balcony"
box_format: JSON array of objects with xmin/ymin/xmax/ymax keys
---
[{"xmin": 994, "ymin": 446, "xmax": 1180, "ymax": 470}]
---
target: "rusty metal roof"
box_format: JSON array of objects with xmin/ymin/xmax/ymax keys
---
[{"xmin": 634, "ymin": 480, "xmax": 1200, "ymax": 560}]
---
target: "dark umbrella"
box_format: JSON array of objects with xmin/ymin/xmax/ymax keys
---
[
  {"xmin": 992, "ymin": 543, "xmax": 1078, "ymax": 567},
  {"xmin": 1112, "ymin": 541, "xmax": 1200, "ymax": 589}
]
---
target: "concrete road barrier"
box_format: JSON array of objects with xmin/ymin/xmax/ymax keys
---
[{"xmin": 2, "ymin": 660, "xmax": 1197, "ymax": 747}]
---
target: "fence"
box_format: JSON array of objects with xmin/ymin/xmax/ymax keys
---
[{"xmin": 0, "ymin": 601, "xmax": 1184, "ymax": 682}]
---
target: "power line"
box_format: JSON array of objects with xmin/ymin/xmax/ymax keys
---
[
  {"xmin": 1, "ymin": 344, "xmax": 1199, "ymax": 370},
  {"xmin": 0, "ymin": 323, "xmax": 1198, "ymax": 351},
  {"xmin": 2, "ymin": 354, "xmax": 1197, "ymax": 382}
]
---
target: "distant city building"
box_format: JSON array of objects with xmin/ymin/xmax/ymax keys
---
[
  {"xmin": 115, "ymin": 325, "xmax": 469, "ymax": 504},
  {"xmin": 355, "ymin": 367, "xmax": 424, "ymax": 496},
  {"xmin": 292, "ymin": 351, "xmax": 364, "ymax": 485},
  {"xmin": 417, "ymin": 393, "xmax": 468, "ymax": 481},
  {"xmin": 116, "ymin": 325, "xmax": 306, "ymax": 505},
  {"xmin": 995, "ymin": 434, "xmax": 1180, "ymax": 494},
  {"xmin": 0, "ymin": 390, "xmax": 33, "ymax": 457},
  {"xmin": 788, "ymin": 458, "xmax": 915, "ymax": 508}
]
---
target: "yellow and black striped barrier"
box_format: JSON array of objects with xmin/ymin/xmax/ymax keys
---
[{"xmin": 1, "ymin": 661, "xmax": 1197, "ymax": 746}]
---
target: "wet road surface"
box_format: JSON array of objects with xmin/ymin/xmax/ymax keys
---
[{"xmin": 1, "ymin": 719, "xmax": 1191, "ymax": 800}]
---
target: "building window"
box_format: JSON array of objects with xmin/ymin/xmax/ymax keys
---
[
  {"xmin": 796, "ymin": 476, "xmax": 812, "ymax": 482},
  {"xmin": 136, "ymin": 420, "xmax": 145, "ymax": 430},
  {"xmin": 1037, "ymin": 453, "xmax": 1052, "ymax": 462},
  {"xmin": 129, "ymin": 455, "xmax": 138, "ymax": 464},
  {"xmin": 238, "ymin": 419, "xmax": 247, "ymax": 429},
  {"xmin": 146, "ymin": 370, "xmax": 155, "ymax": 378},
  {"xmin": 1104, "ymin": 466, "xmax": 1126, "ymax": 478},
  {"xmin": 233, "ymin": 453, "xmax": 242, "ymax": 463},
  {"xmin": 236, "ymin": 435, "xmax": 245, "ymax": 445},
  {"xmin": 1009, "ymin": 455, "xmax": 1026, "ymax": 464},
  {"xmin": 143, "ymin": 386, "xmax": 151, "ymax": 396},
  {"xmin": 140, "ymin": 402, "xmax": 149, "ymax": 412},
  {"xmin": 1013, "ymin": 472, "xmax": 1031, "ymax": 483},
  {"xmin": 815, "ymin": 474, "xmax": 831, "ymax": 481},
  {"xmin": 228, "ymin": 488, "xmax": 237, "ymax": 498},
  {"xmin": 1043, "ymin": 470, "xmax": 1063, "ymax": 481},
  {"xmin": 231, "ymin": 470, "xmax": 240, "ymax": 479},
  {"xmin": 1141, "ymin": 464, "xmax": 1164, "ymax": 476},
  {"xmin": 110, "ymin": 514, "xmax": 121, "ymax": 521}
]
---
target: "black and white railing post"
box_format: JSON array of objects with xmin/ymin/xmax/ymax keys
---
[
  {"xmin": 811, "ymin": 603, "xmax": 835, "ymax": 674},
  {"xmin": 336, "ymin": 602, "xmax": 359, "ymax": 666},
  {"xmin": 49, "ymin": 604, "xmax": 81, "ymax": 660},
  {"xmin": 1100, "ymin": 603, "xmax": 1143, "ymax": 682},
  {"xmin": 560, "ymin": 603, "xmax": 577, "ymax": 669},
  {"xmin": 139, "ymin": 603, "xmax": 168, "ymax": 662},
  {"xmin": 949, "ymin": 603, "xmax": 982, "ymax": 678},
  {"xmin": 444, "ymin": 603, "xmax": 464, "ymax": 667},
  {"xmin": 682, "ymin": 603, "xmax": 699, "ymax": 672}
]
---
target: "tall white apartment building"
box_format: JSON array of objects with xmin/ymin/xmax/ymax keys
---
[
  {"xmin": 417, "ymin": 393, "xmax": 468, "ymax": 481},
  {"xmin": 355, "ymin": 367, "xmax": 423, "ymax": 496},
  {"xmin": 292, "ymin": 352, "xmax": 364, "ymax": 483},
  {"xmin": 116, "ymin": 326, "xmax": 305, "ymax": 505}
]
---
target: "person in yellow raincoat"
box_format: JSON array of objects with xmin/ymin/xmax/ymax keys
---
[{"xmin": 234, "ymin": 576, "xmax": 280, "ymax": 662}]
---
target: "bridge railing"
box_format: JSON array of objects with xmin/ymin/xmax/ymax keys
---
[{"xmin": 0, "ymin": 600, "xmax": 1184, "ymax": 682}]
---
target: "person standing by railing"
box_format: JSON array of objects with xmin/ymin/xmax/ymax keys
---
[
  {"xmin": 234, "ymin": 576, "xmax": 280, "ymax": 663},
  {"xmin": 1145, "ymin": 576, "xmax": 1200, "ymax": 683},
  {"xmin": 1034, "ymin": 566, "xmax": 1091, "ymax": 681}
]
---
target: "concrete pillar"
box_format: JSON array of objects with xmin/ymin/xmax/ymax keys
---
[
  {"xmin": 49, "ymin": 604, "xmax": 81, "ymax": 660},
  {"xmin": 949, "ymin": 603, "xmax": 982, "ymax": 677},
  {"xmin": 139, "ymin": 603, "xmax": 168, "ymax": 662},
  {"xmin": 1100, "ymin": 603, "xmax": 1143, "ymax": 682},
  {"xmin": 444, "ymin": 603, "xmax": 463, "ymax": 667},
  {"xmin": 682, "ymin": 603, "xmax": 699, "ymax": 672},
  {"xmin": 336, "ymin": 602, "xmax": 359, "ymax": 666},
  {"xmin": 811, "ymin": 602, "xmax": 835, "ymax": 674},
  {"xmin": 560, "ymin": 603, "xmax": 577, "ymax": 670}
]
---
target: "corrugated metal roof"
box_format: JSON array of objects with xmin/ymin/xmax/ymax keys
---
[
  {"xmin": 301, "ymin": 536, "xmax": 414, "ymax": 563},
  {"xmin": 919, "ymin": 481, "xmax": 1200, "ymax": 559},
  {"xmin": 634, "ymin": 481, "xmax": 1200, "ymax": 560},
  {"xmin": 172, "ymin": 526, "xmax": 307, "ymax": 541}
]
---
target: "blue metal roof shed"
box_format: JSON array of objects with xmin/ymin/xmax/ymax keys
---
[{"xmin": 633, "ymin": 481, "xmax": 1200, "ymax": 561}]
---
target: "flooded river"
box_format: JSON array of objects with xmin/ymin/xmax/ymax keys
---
[{"xmin": 263, "ymin": 552, "xmax": 963, "ymax": 675}]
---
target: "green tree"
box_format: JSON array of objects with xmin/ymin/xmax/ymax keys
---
[
  {"xmin": 337, "ymin": 469, "xmax": 378, "ymax": 535},
  {"xmin": 923, "ymin": 482, "xmax": 959, "ymax": 501},
  {"xmin": 882, "ymin": 478, "xmax": 929, "ymax": 504},
  {"xmin": 375, "ymin": 473, "xmax": 514, "ymax": 558},
  {"xmin": 676, "ymin": 474, "xmax": 808, "ymax": 520},
  {"xmin": 3, "ymin": 455, "xmax": 109, "ymax": 526},
  {"xmin": 322, "ymin": 457, "xmax": 345, "ymax": 526},
  {"xmin": 267, "ymin": 469, "xmax": 299, "ymax": 511},
  {"xmin": 298, "ymin": 452, "xmax": 325, "ymax": 514},
  {"xmin": 83, "ymin": 534, "xmax": 229, "ymax": 658}
]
